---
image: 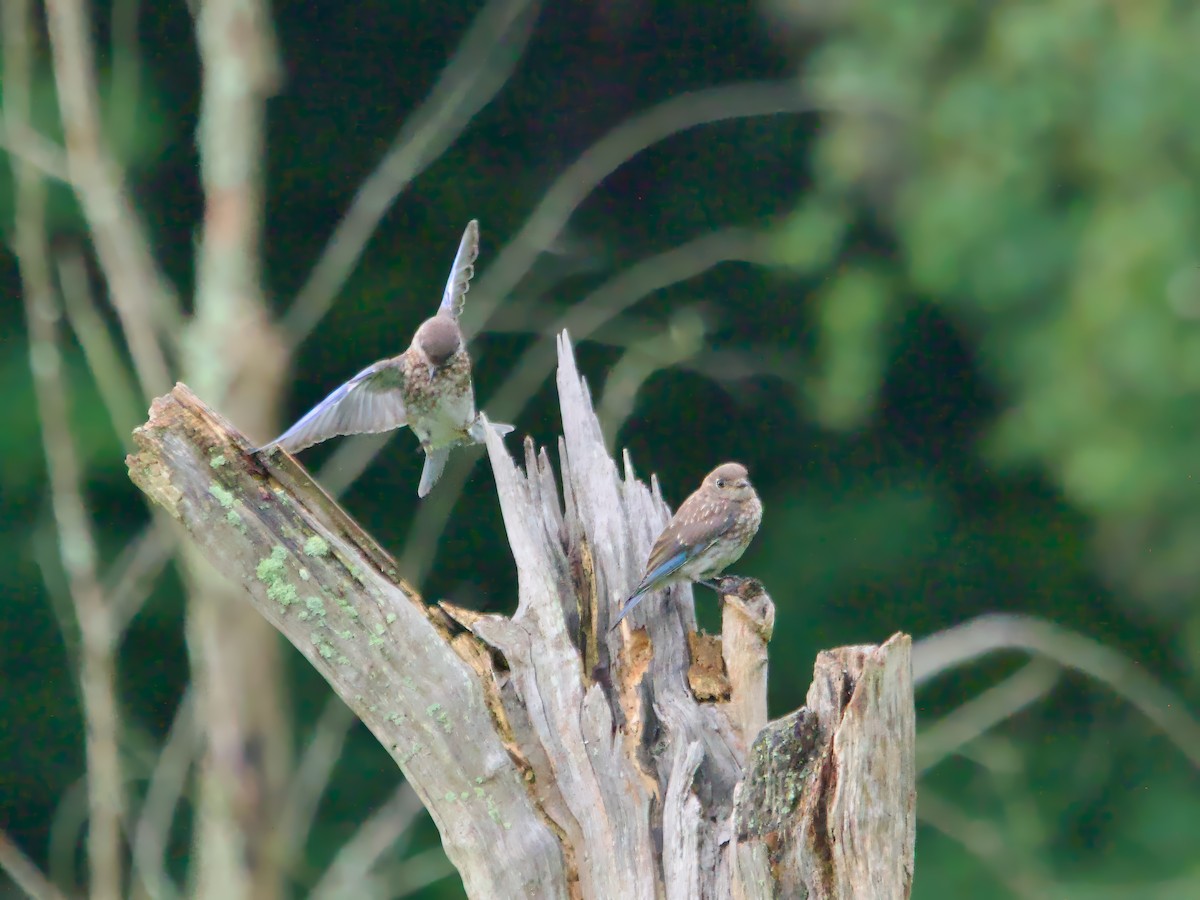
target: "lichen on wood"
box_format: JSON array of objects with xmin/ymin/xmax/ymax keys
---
[{"xmin": 127, "ymin": 330, "xmax": 916, "ymax": 899}]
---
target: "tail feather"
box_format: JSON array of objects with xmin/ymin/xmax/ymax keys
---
[
  {"xmin": 611, "ymin": 587, "xmax": 651, "ymax": 629},
  {"xmin": 417, "ymin": 447, "xmax": 451, "ymax": 498},
  {"xmin": 467, "ymin": 416, "xmax": 515, "ymax": 443}
]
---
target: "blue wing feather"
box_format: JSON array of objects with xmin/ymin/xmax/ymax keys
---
[
  {"xmin": 637, "ymin": 550, "xmax": 690, "ymax": 594},
  {"xmin": 612, "ymin": 550, "xmax": 690, "ymax": 626}
]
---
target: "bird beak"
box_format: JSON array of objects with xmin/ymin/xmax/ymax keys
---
[{"xmin": 427, "ymin": 363, "xmax": 438, "ymax": 381}]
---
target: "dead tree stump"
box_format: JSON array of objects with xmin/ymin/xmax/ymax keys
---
[{"xmin": 127, "ymin": 331, "xmax": 916, "ymax": 899}]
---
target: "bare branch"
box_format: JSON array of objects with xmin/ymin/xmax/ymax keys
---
[
  {"xmin": 0, "ymin": 120, "xmax": 70, "ymax": 181},
  {"xmin": 43, "ymin": 0, "xmax": 178, "ymax": 399},
  {"xmin": 595, "ymin": 309, "xmax": 707, "ymax": 451},
  {"xmin": 185, "ymin": 4, "xmax": 293, "ymax": 896},
  {"xmin": 465, "ymin": 82, "xmax": 820, "ymax": 336},
  {"xmin": 126, "ymin": 385, "xmax": 571, "ymax": 897},
  {"xmin": 283, "ymin": 0, "xmax": 544, "ymax": 343},
  {"xmin": 188, "ymin": 0, "xmax": 284, "ymax": 402},
  {"xmin": 378, "ymin": 847, "xmax": 458, "ymax": 899},
  {"xmin": 6, "ymin": 5, "xmax": 125, "ymax": 899},
  {"xmin": 0, "ymin": 828, "xmax": 68, "ymax": 900},
  {"xmin": 917, "ymin": 790, "xmax": 1050, "ymax": 898},
  {"xmin": 106, "ymin": 523, "xmax": 175, "ymax": 638},
  {"xmin": 912, "ymin": 613, "xmax": 1200, "ymax": 768},
  {"xmin": 279, "ymin": 695, "xmax": 359, "ymax": 867},
  {"xmin": 131, "ymin": 689, "xmax": 197, "ymax": 900},
  {"xmin": 917, "ymin": 660, "xmax": 1060, "ymax": 775},
  {"xmin": 56, "ymin": 244, "xmax": 146, "ymax": 450},
  {"xmin": 310, "ymin": 784, "xmax": 426, "ymax": 900}
]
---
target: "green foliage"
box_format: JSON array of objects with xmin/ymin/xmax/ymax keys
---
[
  {"xmin": 779, "ymin": 0, "xmax": 1200, "ymax": 610},
  {"xmin": 764, "ymin": 0, "xmax": 1200, "ymax": 891}
]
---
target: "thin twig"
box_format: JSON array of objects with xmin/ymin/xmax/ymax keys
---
[
  {"xmin": 465, "ymin": 82, "xmax": 824, "ymax": 337},
  {"xmin": 7, "ymin": 5, "xmax": 125, "ymax": 899},
  {"xmin": 31, "ymin": 508, "xmax": 82, "ymax": 667},
  {"xmin": 486, "ymin": 228, "xmax": 769, "ymax": 428},
  {"xmin": 378, "ymin": 847, "xmax": 458, "ymax": 900},
  {"xmin": 0, "ymin": 120, "xmax": 71, "ymax": 181},
  {"xmin": 487, "ymin": 306, "xmax": 805, "ymax": 386},
  {"xmin": 43, "ymin": 0, "xmax": 178, "ymax": 400},
  {"xmin": 917, "ymin": 659, "xmax": 1060, "ymax": 774},
  {"xmin": 131, "ymin": 689, "xmax": 196, "ymax": 900},
  {"xmin": 56, "ymin": 245, "xmax": 146, "ymax": 451},
  {"xmin": 48, "ymin": 778, "xmax": 89, "ymax": 891},
  {"xmin": 309, "ymin": 785, "xmax": 425, "ymax": 900},
  {"xmin": 283, "ymin": 0, "xmax": 544, "ymax": 343},
  {"xmin": 105, "ymin": 523, "xmax": 175, "ymax": 638},
  {"xmin": 912, "ymin": 613, "xmax": 1200, "ymax": 768},
  {"xmin": 278, "ymin": 696, "xmax": 359, "ymax": 867},
  {"xmin": 917, "ymin": 790, "xmax": 1051, "ymax": 899},
  {"xmin": 595, "ymin": 308, "xmax": 707, "ymax": 451},
  {"xmin": 0, "ymin": 828, "xmax": 68, "ymax": 900},
  {"xmin": 955, "ymin": 737, "xmax": 1050, "ymax": 873}
]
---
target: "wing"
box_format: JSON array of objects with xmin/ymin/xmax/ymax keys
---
[
  {"xmin": 256, "ymin": 360, "xmax": 407, "ymax": 454},
  {"xmin": 612, "ymin": 545, "xmax": 693, "ymax": 626},
  {"xmin": 613, "ymin": 496, "xmax": 734, "ymax": 626},
  {"xmin": 638, "ymin": 497, "xmax": 734, "ymax": 589},
  {"xmin": 438, "ymin": 219, "xmax": 480, "ymax": 319}
]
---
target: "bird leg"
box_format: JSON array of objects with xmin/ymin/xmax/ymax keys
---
[{"xmin": 711, "ymin": 575, "xmax": 756, "ymax": 596}]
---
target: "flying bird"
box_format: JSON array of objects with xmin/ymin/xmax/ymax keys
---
[
  {"xmin": 255, "ymin": 220, "xmax": 514, "ymax": 497},
  {"xmin": 613, "ymin": 462, "xmax": 763, "ymax": 627}
]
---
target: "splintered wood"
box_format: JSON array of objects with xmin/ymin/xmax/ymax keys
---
[{"xmin": 127, "ymin": 331, "xmax": 916, "ymax": 899}]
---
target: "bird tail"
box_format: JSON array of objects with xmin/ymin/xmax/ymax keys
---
[
  {"xmin": 467, "ymin": 416, "xmax": 515, "ymax": 444},
  {"xmin": 610, "ymin": 588, "xmax": 651, "ymax": 630},
  {"xmin": 417, "ymin": 447, "xmax": 451, "ymax": 498}
]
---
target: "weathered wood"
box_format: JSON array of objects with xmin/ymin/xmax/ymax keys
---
[
  {"xmin": 731, "ymin": 636, "xmax": 916, "ymax": 900},
  {"xmin": 126, "ymin": 330, "xmax": 916, "ymax": 898},
  {"xmin": 127, "ymin": 389, "xmax": 569, "ymax": 899}
]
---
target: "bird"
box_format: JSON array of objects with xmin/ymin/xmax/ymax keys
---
[
  {"xmin": 254, "ymin": 220, "xmax": 515, "ymax": 497},
  {"xmin": 613, "ymin": 462, "xmax": 763, "ymax": 627}
]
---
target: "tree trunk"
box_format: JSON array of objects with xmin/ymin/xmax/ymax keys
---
[{"xmin": 126, "ymin": 330, "xmax": 916, "ymax": 898}]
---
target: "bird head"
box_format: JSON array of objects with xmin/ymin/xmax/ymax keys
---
[
  {"xmin": 706, "ymin": 462, "xmax": 754, "ymax": 501},
  {"xmin": 414, "ymin": 314, "xmax": 463, "ymax": 379}
]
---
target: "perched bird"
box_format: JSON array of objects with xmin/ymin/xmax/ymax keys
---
[
  {"xmin": 614, "ymin": 462, "xmax": 763, "ymax": 627},
  {"xmin": 255, "ymin": 220, "xmax": 514, "ymax": 497}
]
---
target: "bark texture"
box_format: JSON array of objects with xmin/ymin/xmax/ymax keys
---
[{"xmin": 127, "ymin": 331, "xmax": 915, "ymax": 898}]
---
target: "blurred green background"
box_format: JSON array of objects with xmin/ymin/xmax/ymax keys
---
[{"xmin": 3, "ymin": 0, "xmax": 1200, "ymax": 896}]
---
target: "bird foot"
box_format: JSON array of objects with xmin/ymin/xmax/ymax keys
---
[{"xmin": 710, "ymin": 575, "xmax": 761, "ymax": 598}]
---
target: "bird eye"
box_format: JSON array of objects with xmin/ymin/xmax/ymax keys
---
[{"xmin": 716, "ymin": 478, "xmax": 726, "ymax": 488}]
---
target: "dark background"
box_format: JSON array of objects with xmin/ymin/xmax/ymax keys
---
[{"xmin": 3, "ymin": 0, "xmax": 1199, "ymax": 896}]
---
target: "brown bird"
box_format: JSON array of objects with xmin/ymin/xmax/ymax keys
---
[
  {"xmin": 255, "ymin": 220, "xmax": 514, "ymax": 497},
  {"xmin": 614, "ymin": 462, "xmax": 763, "ymax": 627}
]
